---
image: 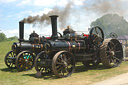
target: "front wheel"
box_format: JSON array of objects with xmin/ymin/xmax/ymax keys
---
[
  {"xmin": 34, "ymin": 51, "xmax": 51, "ymax": 74},
  {"xmin": 5, "ymin": 51, "xmax": 16, "ymax": 69},
  {"xmin": 52, "ymin": 51, "xmax": 75, "ymax": 78},
  {"xmin": 15, "ymin": 51, "xmax": 35, "ymax": 71}
]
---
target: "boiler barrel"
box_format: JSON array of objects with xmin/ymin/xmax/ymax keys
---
[
  {"xmin": 48, "ymin": 40, "xmax": 86, "ymax": 53},
  {"xmin": 12, "ymin": 42, "xmax": 43, "ymax": 53}
]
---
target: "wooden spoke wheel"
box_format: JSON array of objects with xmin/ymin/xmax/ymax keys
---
[
  {"xmin": 100, "ymin": 39, "xmax": 123, "ymax": 67},
  {"xmin": 52, "ymin": 51, "xmax": 75, "ymax": 78},
  {"xmin": 34, "ymin": 51, "xmax": 51, "ymax": 74},
  {"xmin": 5, "ymin": 51, "xmax": 16, "ymax": 69},
  {"xmin": 16, "ymin": 51, "xmax": 35, "ymax": 71},
  {"xmin": 90, "ymin": 26, "xmax": 104, "ymax": 47}
]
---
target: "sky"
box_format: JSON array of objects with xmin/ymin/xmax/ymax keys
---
[{"xmin": 0, "ymin": 0, "xmax": 128, "ymax": 39}]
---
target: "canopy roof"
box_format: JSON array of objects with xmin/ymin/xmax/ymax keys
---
[{"xmin": 117, "ymin": 35, "xmax": 128, "ymax": 40}]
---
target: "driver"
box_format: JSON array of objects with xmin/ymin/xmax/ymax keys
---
[
  {"xmin": 29, "ymin": 30, "xmax": 39, "ymax": 43},
  {"xmin": 29, "ymin": 30, "xmax": 39, "ymax": 38}
]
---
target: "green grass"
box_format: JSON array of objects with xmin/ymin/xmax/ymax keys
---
[{"xmin": 0, "ymin": 41, "xmax": 128, "ymax": 85}]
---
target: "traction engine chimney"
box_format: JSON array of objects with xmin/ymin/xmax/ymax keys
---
[
  {"xmin": 19, "ymin": 21, "xmax": 24, "ymax": 42},
  {"xmin": 49, "ymin": 15, "xmax": 58, "ymax": 40}
]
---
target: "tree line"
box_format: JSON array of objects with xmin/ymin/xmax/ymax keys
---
[{"xmin": 0, "ymin": 32, "xmax": 18, "ymax": 42}]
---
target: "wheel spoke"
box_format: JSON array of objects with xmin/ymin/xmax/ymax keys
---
[
  {"xmin": 93, "ymin": 37, "xmax": 98, "ymax": 43},
  {"xmin": 63, "ymin": 67, "xmax": 68, "ymax": 74},
  {"xmin": 26, "ymin": 62, "xmax": 31, "ymax": 69},
  {"xmin": 112, "ymin": 56, "xmax": 120, "ymax": 61},
  {"xmin": 57, "ymin": 64, "xmax": 62, "ymax": 69},
  {"xmin": 115, "ymin": 50, "xmax": 121, "ymax": 53},
  {"xmin": 107, "ymin": 45, "xmax": 111, "ymax": 51},
  {"xmin": 56, "ymin": 61, "xmax": 63, "ymax": 65},
  {"xmin": 67, "ymin": 57, "xmax": 72, "ymax": 63},
  {"xmin": 95, "ymin": 27, "xmax": 98, "ymax": 34},
  {"xmin": 60, "ymin": 54, "xmax": 64, "ymax": 62},
  {"xmin": 57, "ymin": 66, "xmax": 64, "ymax": 72},
  {"xmin": 107, "ymin": 55, "xmax": 111, "ymax": 59},
  {"xmin": 11, "ymin": 52, "xmax": 13, "ymax": 57},
  {"xmin": 110, "ymin": 58, "xmax": 114, "ymax": 63},
  {"xmin": 10, "ymin": 63, "xmax": 13, "ymax": 67},
  {"xmin": 57, "ymin": 57, "xmax": 62, "ymax": 62},
  {"xmin": 63, "ymin": 54, "xmax": 68, "ymax": 62},
  {"xmin": 110, "ymin": 41, "xmax": 113, "ymax": 48},
  {"xmin": 113, "ymin": 43, "xmax": 118, "ymax": 51},
  {"xmin": 28, "ymin": 61, "xmax": 32, "ymax": 66}
]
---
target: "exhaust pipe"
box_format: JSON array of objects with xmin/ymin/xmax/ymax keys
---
[
  {"xmin": 19, "ymin": 21, "xmax": 24, "ymax": 42},
  {"xmin": 49, "ymin": 15, "xmax": 58, "ymax": 40}
]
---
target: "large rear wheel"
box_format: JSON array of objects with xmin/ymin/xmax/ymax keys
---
[{"xmin": 100, "ymin": 39, "xmax": 123, "ymax": 67}]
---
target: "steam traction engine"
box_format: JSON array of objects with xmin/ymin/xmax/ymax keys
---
[
  {"xmin": 34, "ymin": 15, "xmax": 123, "ymax": 78},
  {"xmin": 5, "ymin": 21, "xmax": 45, "ymax": 71}
]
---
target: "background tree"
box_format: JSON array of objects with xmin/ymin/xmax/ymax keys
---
[
  {"xmin": 0, "ymin": 32, "xmax": 7, "ymax": 42},
  {"xmin": 7, "ymin": 36, "xmax": 18, "ymax": 41},
  {"xmin": 0, "ymin": 32, "xmax": 18, "ymax": 42},
  {"xmin": 90, "ymin": 14, "xmax": 128, "ymax": 38}
]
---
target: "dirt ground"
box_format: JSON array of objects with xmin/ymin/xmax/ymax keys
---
[{"xmin": 91, "ymin": 72, "xmax": 128, "ymax": 85}]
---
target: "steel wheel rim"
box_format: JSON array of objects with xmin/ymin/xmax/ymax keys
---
[
  {"xmin": 5, "ymin": 51, "xmax": 16, "ymax": 68},
  {"xmin": 52, "ymin": 51, "xmax": 75, "ymax": 78},
  {"xmin": 35, "ymin": 51, "xmax": 51, "ymax": 73},
  {"xmin": 16, "ymin": 51, "xmax": 34, "ymax": 71},
  {"xmin": 106, "ymin": 40, "xmax": 123, "ymax": 67}
]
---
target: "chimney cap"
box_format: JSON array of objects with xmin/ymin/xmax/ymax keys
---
[
  {"xmin": 19, "ymin": 21, "xmax": 24, "ymax": 23},
  {"xmin": 49, "ymin": 15, "xmax": 58, "ymax": 17}
]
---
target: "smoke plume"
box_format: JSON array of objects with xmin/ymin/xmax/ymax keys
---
[
  {"xmin": 20, "ymin": 1, "xmax": 73, "ymax": 29},
  {"xmin": 84, "ymin": 0, "xmax": 125, "ymax": 15},
  {"xmin": 20, "ymin": 0, "xmax": 126, "ymax": 29}
]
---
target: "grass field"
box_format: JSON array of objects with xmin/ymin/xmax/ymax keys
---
[{"xmin": 0, "ymin": 40, "xmax": 128, "ymax": 85}]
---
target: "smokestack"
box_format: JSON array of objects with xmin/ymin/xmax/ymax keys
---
[
  {"xmin": 49, "ymin": 15, "xmax": 58, "ymax": 39},
  {"xmin": 19, "ymin": 21, "xmax": 24, "ymax": 42}
]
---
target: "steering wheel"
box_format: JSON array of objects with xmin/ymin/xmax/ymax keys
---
[
  {"xmin": 89, "ymin": 26, "xmax": 104, "ymax": 47},
  {"xmin": 57, "ymin": 32, "xmax": 63, "ymax": 38}
]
